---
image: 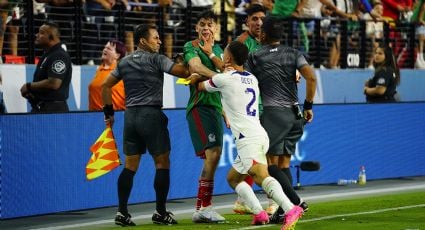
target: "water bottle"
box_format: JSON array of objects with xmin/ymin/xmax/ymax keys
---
[
  {"xmin": 337, "ymin": 179, "xmax": 357, "ymax": 185},
  {"xmin": 358, "ymin": 166, "xmax": 367, "ymax": 185}
]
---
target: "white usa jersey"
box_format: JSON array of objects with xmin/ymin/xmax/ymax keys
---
[{"xmin": 203, "ymin": 70, "xmax": 268, "ymax": 141}]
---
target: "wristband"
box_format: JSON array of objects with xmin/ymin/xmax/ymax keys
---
[
  {"xmin": 209, "ymin": 53, "xmax": 216, "ymax": 59},
  {"xmin": 26, "ymin": 82, "xmax": 32, "ymax": 92},
  {"xmin": 103, "ymin": 104, "xmax": 114, "ymax": 118},
  {"xmin": 303, "ymin": 100, "xmax": 313, "ymax": 110}
]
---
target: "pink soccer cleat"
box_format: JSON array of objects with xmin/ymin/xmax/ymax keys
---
[
  {"xmin": 251, "ymin": 210, "xmax": 269, "ymax": 225},
  {"xmin": 281, "ymin": 206, "xmax": 303, "ymax": 230}
]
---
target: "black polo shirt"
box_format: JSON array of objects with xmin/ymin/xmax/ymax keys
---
[{"xmin": 33, "ymin": 43, "xmax": 72, "ymax": 101}]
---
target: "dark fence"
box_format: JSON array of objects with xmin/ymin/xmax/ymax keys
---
[{"xmin": 0, "ymin": 1, "xmax": 418, "ymax": 68}]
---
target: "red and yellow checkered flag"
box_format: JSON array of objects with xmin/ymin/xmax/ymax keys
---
[{"xmin": 86, "ymin": 127, "xmax": 121, "ymax": 180}]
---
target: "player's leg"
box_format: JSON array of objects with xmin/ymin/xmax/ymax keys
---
[
  {"xmin": 146, "ymin": 109, "xmax": 177, "ymax": 225},
  {"xmin": 249, "ymin": 163, "xmax": 303, "ymax": 230},
  {"xmin": 151, "ymin": 151, "xmax": 177, "ymax": 225},
  {"xmin": 233, "ymin": 176, "xmax": 254, "ymax": 214},
  {"xmin": 187, "ymin": 106, "xmax": 224, "ymax": 223},
  {"xmin": 115, "ymin": 154, "xmax": 140, "ymax": 227},
  {"xmin": 279, "ymin": 153, "xmax": 309, "ymax": 212},
  {"xmin": 115, "ymin": 108, "xmax": 144, "ymax": 226},
  {"xmin": 229, "ymin": 142, "xmax": 269, "ymax": 225},
  {"xmin": 261, "ymin": 107, "xmax": 302, "ymax": 209},
  {"xmin": 228, "ymin": 167, "xmax": 268, "ymax": 225}
]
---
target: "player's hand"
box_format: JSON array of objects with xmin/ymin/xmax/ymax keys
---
[
  {"xmin": 224, "ymin": 63, "xmax": 235, "ymax": 72},
  {"xmin": 222, "ymin": 111, "xmax": 230, "ymax": 129},
  {"xmin": 304, "ymin": 109, "xmax": 313, "ymax": 123},
  {"xmin": 295, "ymin": 70, "xmax": 301, "ymax": 83},
  {"xmin": 20, "ymin": 83, "xmax": 30, "ymax": 98},
  {"xmin": 199, "ymin": 32, "xmax": 214, "ymax": 56},
  {"xmin": 104, "ymin": 115, "xmax": 115, "ymax": 127},
  {"xmin": 188, "ymin": 73, "xmax": 202, "ymax": 85}
]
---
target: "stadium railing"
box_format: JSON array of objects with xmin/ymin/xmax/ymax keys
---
[{"xmin": 0, "ymin": 1, "xmax": 418, "ymax": 68}]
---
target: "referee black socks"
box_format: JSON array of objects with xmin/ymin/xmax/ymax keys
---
[
  {"xmin": 154, "ymin": 169, "xmax": 170, "ymax": 215},
  {"xmin": 268, "ymin": 165, "xmax": 301, "ymax": 205},
  {"xmin": 117, "ymin": 168, "xmax": 136, "ymax": 215}
]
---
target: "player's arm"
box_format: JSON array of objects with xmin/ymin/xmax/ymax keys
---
[
  {"xmin": 188, "ymin": 57, "xmax": 218, "ymax": 78},
  {"xmin": 169, "ymin": 63, "xmax": 190, "ymax": 78},
  {"xmin": 101, "ymin": 73, "xmax": 120, "ymax": 127},
  {"xmin": 196, "ymin": 74, "xmax": 223, "ymax": 92},
  {"xmin": 299, "ymin": 64, "xmax": 317, "ymax": 123}
]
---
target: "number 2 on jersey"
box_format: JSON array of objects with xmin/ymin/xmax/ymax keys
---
[{"xmin": 245, "ymin": 88, "xmax": 257, "ymax": 116}]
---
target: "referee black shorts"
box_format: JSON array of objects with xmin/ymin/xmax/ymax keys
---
[{"xmin": 260, "ymin": 106, "xmax": 304, "ymax": 156}]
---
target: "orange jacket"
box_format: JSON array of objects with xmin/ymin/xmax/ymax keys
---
[{"xmin": 88, "ymin": 62, "xmax": 125, "ymax": 111}]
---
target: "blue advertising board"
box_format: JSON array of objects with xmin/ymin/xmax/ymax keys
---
[{"xmin": 0, "ymin": 103, "xmax": 424, "ymax": 218}]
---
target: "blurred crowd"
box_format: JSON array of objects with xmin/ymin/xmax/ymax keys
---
[{"xmin": 0, "ymin": 0, "xmax": 424, "ymax": 68}]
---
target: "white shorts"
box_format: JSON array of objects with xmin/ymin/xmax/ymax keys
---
[{"xmin": 232, "ymin": 136, "xmax": 269, "ymax": 174}]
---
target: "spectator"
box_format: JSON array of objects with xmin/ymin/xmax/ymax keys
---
[
  {"xmin": 320, "ymin": 4, "xmax": 340, "ymax": 68},
  {"xmin": 20, "ymin": 22, "xmax": 72, "ymax": 113},
  {"xmin": 364, "ymin": 43, "xmax": 400, "ymax": 102},
  {"xmin": 363, "ymin": 2, "xmax": 385, "ymax": 68},
  {"xmin": 88, "ymin": 40, "xmax": 126, "ymax": 111},
  {"xmin": 85, "ymin": 0, "xmax": 118, "ymax": 65},
  {"xmin": 272, "ymin": 0, "xmax": 305, "ymax": 17},
  {"xmin": 381, "ymin": 0, "xmax": 413, "ymax": 63},
  {"xmin": 412, "ymin": 0, "xmax": 425, "ymax": 68},
  {"xmin": 213, "ymin": 0, "xmax": 236, "ymax": 44},
  {"xmin": 102, "ymin": 23, "xmax": 190, "ymax": 227},
  {"xmin": 381, "ymin": 0, "xmax": 413, "ymax": 24},
  {"xmin": 0, "ymin": 0, "xmax": 23, "ymax": 58}
]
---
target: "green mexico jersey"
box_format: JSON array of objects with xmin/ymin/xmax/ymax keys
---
[
  {"xmin": 183, "ymin": 39, "xmax": 224, "ymax": 114},
  {"xmin": 235, "ymin": 31, "xmax": 261, "ymax": 52},
  {"xmin": 235, "ymin": 32, "xmax": 263, "ymax": 113}
]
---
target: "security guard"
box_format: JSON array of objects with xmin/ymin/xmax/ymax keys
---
[{"xmin": 20, "ymin": 22, "xmax": 72, "ymax": 113}]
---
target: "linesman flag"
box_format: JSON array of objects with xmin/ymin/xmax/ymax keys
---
[{"xmin": 86, "ymin": 127, "xmax": 121, "ymax": 180}]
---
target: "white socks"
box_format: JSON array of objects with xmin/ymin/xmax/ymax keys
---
[
  {"xmin": 235, "ymin": 181, "xmax": 263, "ymax": 214},
  {"xmin": 262, "ymin": 176, "xmax": 294, "ymax": 212}
]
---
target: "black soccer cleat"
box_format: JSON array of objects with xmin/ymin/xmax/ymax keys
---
[
  {"xmin": 300, "ymin": 201, "xmax": 309, "ymax": 212},
  {"xmin": 115, "ymin": 212, "xmax": 136, "ymax": 227},
  {"xmin": 269, "ymin": 207, "xmax": 285, "ymax": 224},
  {"xmin": 152, "ymin": 211, "xmax": 178, "ymax": 225}
]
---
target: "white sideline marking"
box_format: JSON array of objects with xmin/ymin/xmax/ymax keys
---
[
  {"xmin": 31, "ymin": 183, "xmax": 425, "ymax": 230},
  {"xmin": 231, "ymin": 204, "xmax": 425, "ymax": 230}
]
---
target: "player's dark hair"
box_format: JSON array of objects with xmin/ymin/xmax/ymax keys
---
[
  {"xmin": 134, "ymin": 24, "xmax": 157, "ymax": 44},
  {"xmin": 261, "ymin": 16, "xmax": 283, "ymax": 42},
  {"xmin": 197, "ymin": 10, "xmax": 218, "ymax": 23},
  {"xmin": 227, "ymin": 41, "xmax": 249, "ymax": 66},
  {"xmin": 246, "ymin": 4, "xmax": 267, "ymax": 16},
  {"xmin": 374, "ymin": 43, "xmax": 400, "ymax": 86}
]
